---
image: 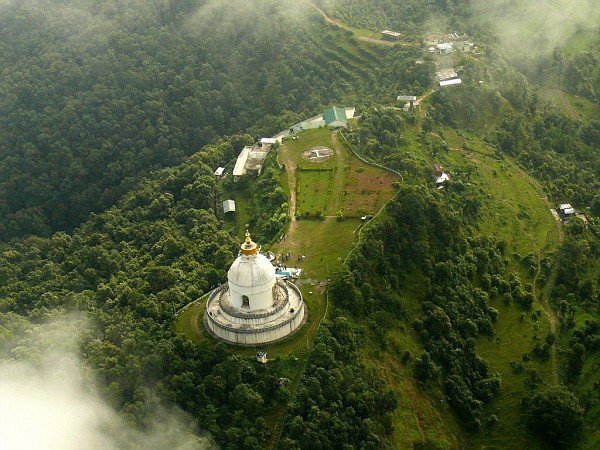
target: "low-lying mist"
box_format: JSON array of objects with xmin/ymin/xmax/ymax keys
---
[
  {"xmin": 470, "ymin": 0, "xmax": 599, "ymax": 55},
  {"xmin": 0, "ymin": 316, "xmax": 215, "ymax": 450}
]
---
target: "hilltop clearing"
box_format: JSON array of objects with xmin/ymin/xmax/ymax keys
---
[{"xmin": 176, "ymin": 126, "xmax": 400, "ymax": 447}]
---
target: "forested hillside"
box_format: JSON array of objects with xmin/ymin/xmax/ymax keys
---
[
  {"xmin": 345, "ymin": 38, "xmax": 599, "ymax": 448},
  {"xmin": 0, "ymin": 137, "xmax": 293, "ymax": 448},
  {"xmin": 0, "ymin": 0, "xmax": 431, "ymax": 240},
  {"xmin": 0, "ymin": 0, "xmax": 598, "ymax": 449},
  {"xmin": 318, "ymin": 0, "xmax": 467, "ymax": 38}
]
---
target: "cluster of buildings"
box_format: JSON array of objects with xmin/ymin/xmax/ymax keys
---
[
  {"xmin": 436, "ymin": 68, "xmax": 462, "ymax": 88},
  {"xmin": 429, "ymin": 41, "xmax": 475, "ymax": 55},
  {"xmin": 423, "ymin": 33, "xmax": 475, "ymax": 51},
  {"xmin": 425, "ymin": 33, "xmax": 474, "ymax": 50},
  {"xmin": 219, "ymin": 106, "xmax": 357, "ymax": 215},
  {"xmin": 228, "ymin": 106, "xmax": 355, "ymax": 185}
]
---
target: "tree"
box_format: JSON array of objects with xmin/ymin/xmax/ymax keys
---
[
  {"xmin": 566, "ymin": 343, "xmax": 585, "ymax": 379},
  {"xmin": 414, "ymin": 351, "xmax": 438, "ymax": 383},
  {"xmin": 522, "ymin": 387, "xmax": 584, "ymax": 448}
]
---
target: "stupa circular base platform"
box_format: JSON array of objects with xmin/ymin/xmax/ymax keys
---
[{"xmin": 204, "ymin": 280, "xmax": 306, "ymax": 345}]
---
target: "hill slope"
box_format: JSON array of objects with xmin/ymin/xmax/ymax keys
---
[{"xmin": 0, "ymin": 0, "xmax": 430, "ymax": 240}]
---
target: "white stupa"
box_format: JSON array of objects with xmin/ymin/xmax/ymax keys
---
[{"xmin": 205, "ymin": 228, "xmax": 306, "ymax": 345}]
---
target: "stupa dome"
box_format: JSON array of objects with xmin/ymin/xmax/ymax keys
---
[{"xmin": 228, "ymin": 253, "xmax": 276, "ymax": 288}]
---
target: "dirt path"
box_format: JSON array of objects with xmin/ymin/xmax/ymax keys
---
[
  {"xmin": 516, "ymin": 166, "xmax": 562, "ymax": 384},
  {"xmin": 414, "ymin": 88, "xmax": 436, "ymax": 107},
  {"xmin": 279, "ymin": 142, "xmax": 299, "ymax": 234},
  {"xmin": 308, "ymin": 0, "xmax": 338, "ymax": 26},
  {"xmin": 356, "ymin": 35, "xmax": 396, "ymax": 46},
  {"xmin": 533, "ymin": 254, "xmax": 559, "ymax": 384}
]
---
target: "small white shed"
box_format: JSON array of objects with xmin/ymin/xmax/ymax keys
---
[{"xmin": 223, "ymin": 200, "xmax": 236, "ymax": 214}]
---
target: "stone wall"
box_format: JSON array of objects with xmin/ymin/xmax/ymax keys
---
[
  {"xmin": 205, "ymin": 281, "xmax": 306, "ymax": 345},
  {"xmin": 206, "ymin": 303, "xmax": 305, "ymax": 345}
]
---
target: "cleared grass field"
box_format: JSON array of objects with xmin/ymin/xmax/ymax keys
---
[
  {"xmin": 285, "ymin": 127, "xmax": 398, "ymax": 217},
  {"xmin": 541, "ymin": 88, "xmax": 600, "ymax": 122},
  {"xmin": 286, "ymin": 128, "xmax": 343, "ymax": 171},
  {"xmin": 296, "ymin": 169, "xmax": 335, "ymax": 216},
  {"xmin": 269, "ymin": 217, "xmax": 361, "ymax": 280}
]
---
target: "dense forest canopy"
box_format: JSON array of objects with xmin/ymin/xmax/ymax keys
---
[
  {"xmin": 0, "ymin": 0, "xmax": 598, "ymax": 448},
  {"xmin": 0, "ymin": 137, "xmax": 287, "ymax": 448}
]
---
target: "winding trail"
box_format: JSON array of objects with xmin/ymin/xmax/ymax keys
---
[
  {"xmin": 307, "ymin": 0, "xmax": 414, "ymax": 47},
  {"xmin": 533, "ymin": 254, "xmax": 559, "ymax": 384},
  {"xmin": 308, "ymin": 0, "xmax": 338, "ymax": 26},
  {"xmin": 532, "ymin": 196, "xmax": 563, "ymax": 384},
  {"xmin": 516, "ymin": 165, "xmax": 563, "ymax": 384}
]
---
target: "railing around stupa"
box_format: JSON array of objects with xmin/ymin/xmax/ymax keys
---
[{"xmin": 205, "ymin": 280, "xmax": 305, "ymax": 335}]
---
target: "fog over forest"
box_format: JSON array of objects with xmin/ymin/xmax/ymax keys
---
[
  {"xmin": 469, "ymin": 0, "xmax": 599, "ymax": 54},
  {"xmin": 0, "ymin": 316, "xmax": 214, "ymax": 450}
]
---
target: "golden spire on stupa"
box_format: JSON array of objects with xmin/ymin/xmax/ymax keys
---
[{"xmin": 241, "ymin": 224, "xmax": 258, "ymax": 255}]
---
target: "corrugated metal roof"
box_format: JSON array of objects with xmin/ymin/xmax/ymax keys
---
[
  {"xmin": 439, "ymin": 78, "xmax": 462, "ymax": 87},
  {"xmin": 323, "ymin": 106, "xmax": 348, "ymax": 125},
  {"xmin": 233, "ymin": 147, "xmax": 251, "ymax": 176},
  {"xmin": 223, "ymin": 200, "xmax": 236, "ymax": 213}
]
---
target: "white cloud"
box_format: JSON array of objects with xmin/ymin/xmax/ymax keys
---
[{"xmin": 0, "ymin": 317, "xmax": 215, "ymax": 450}]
